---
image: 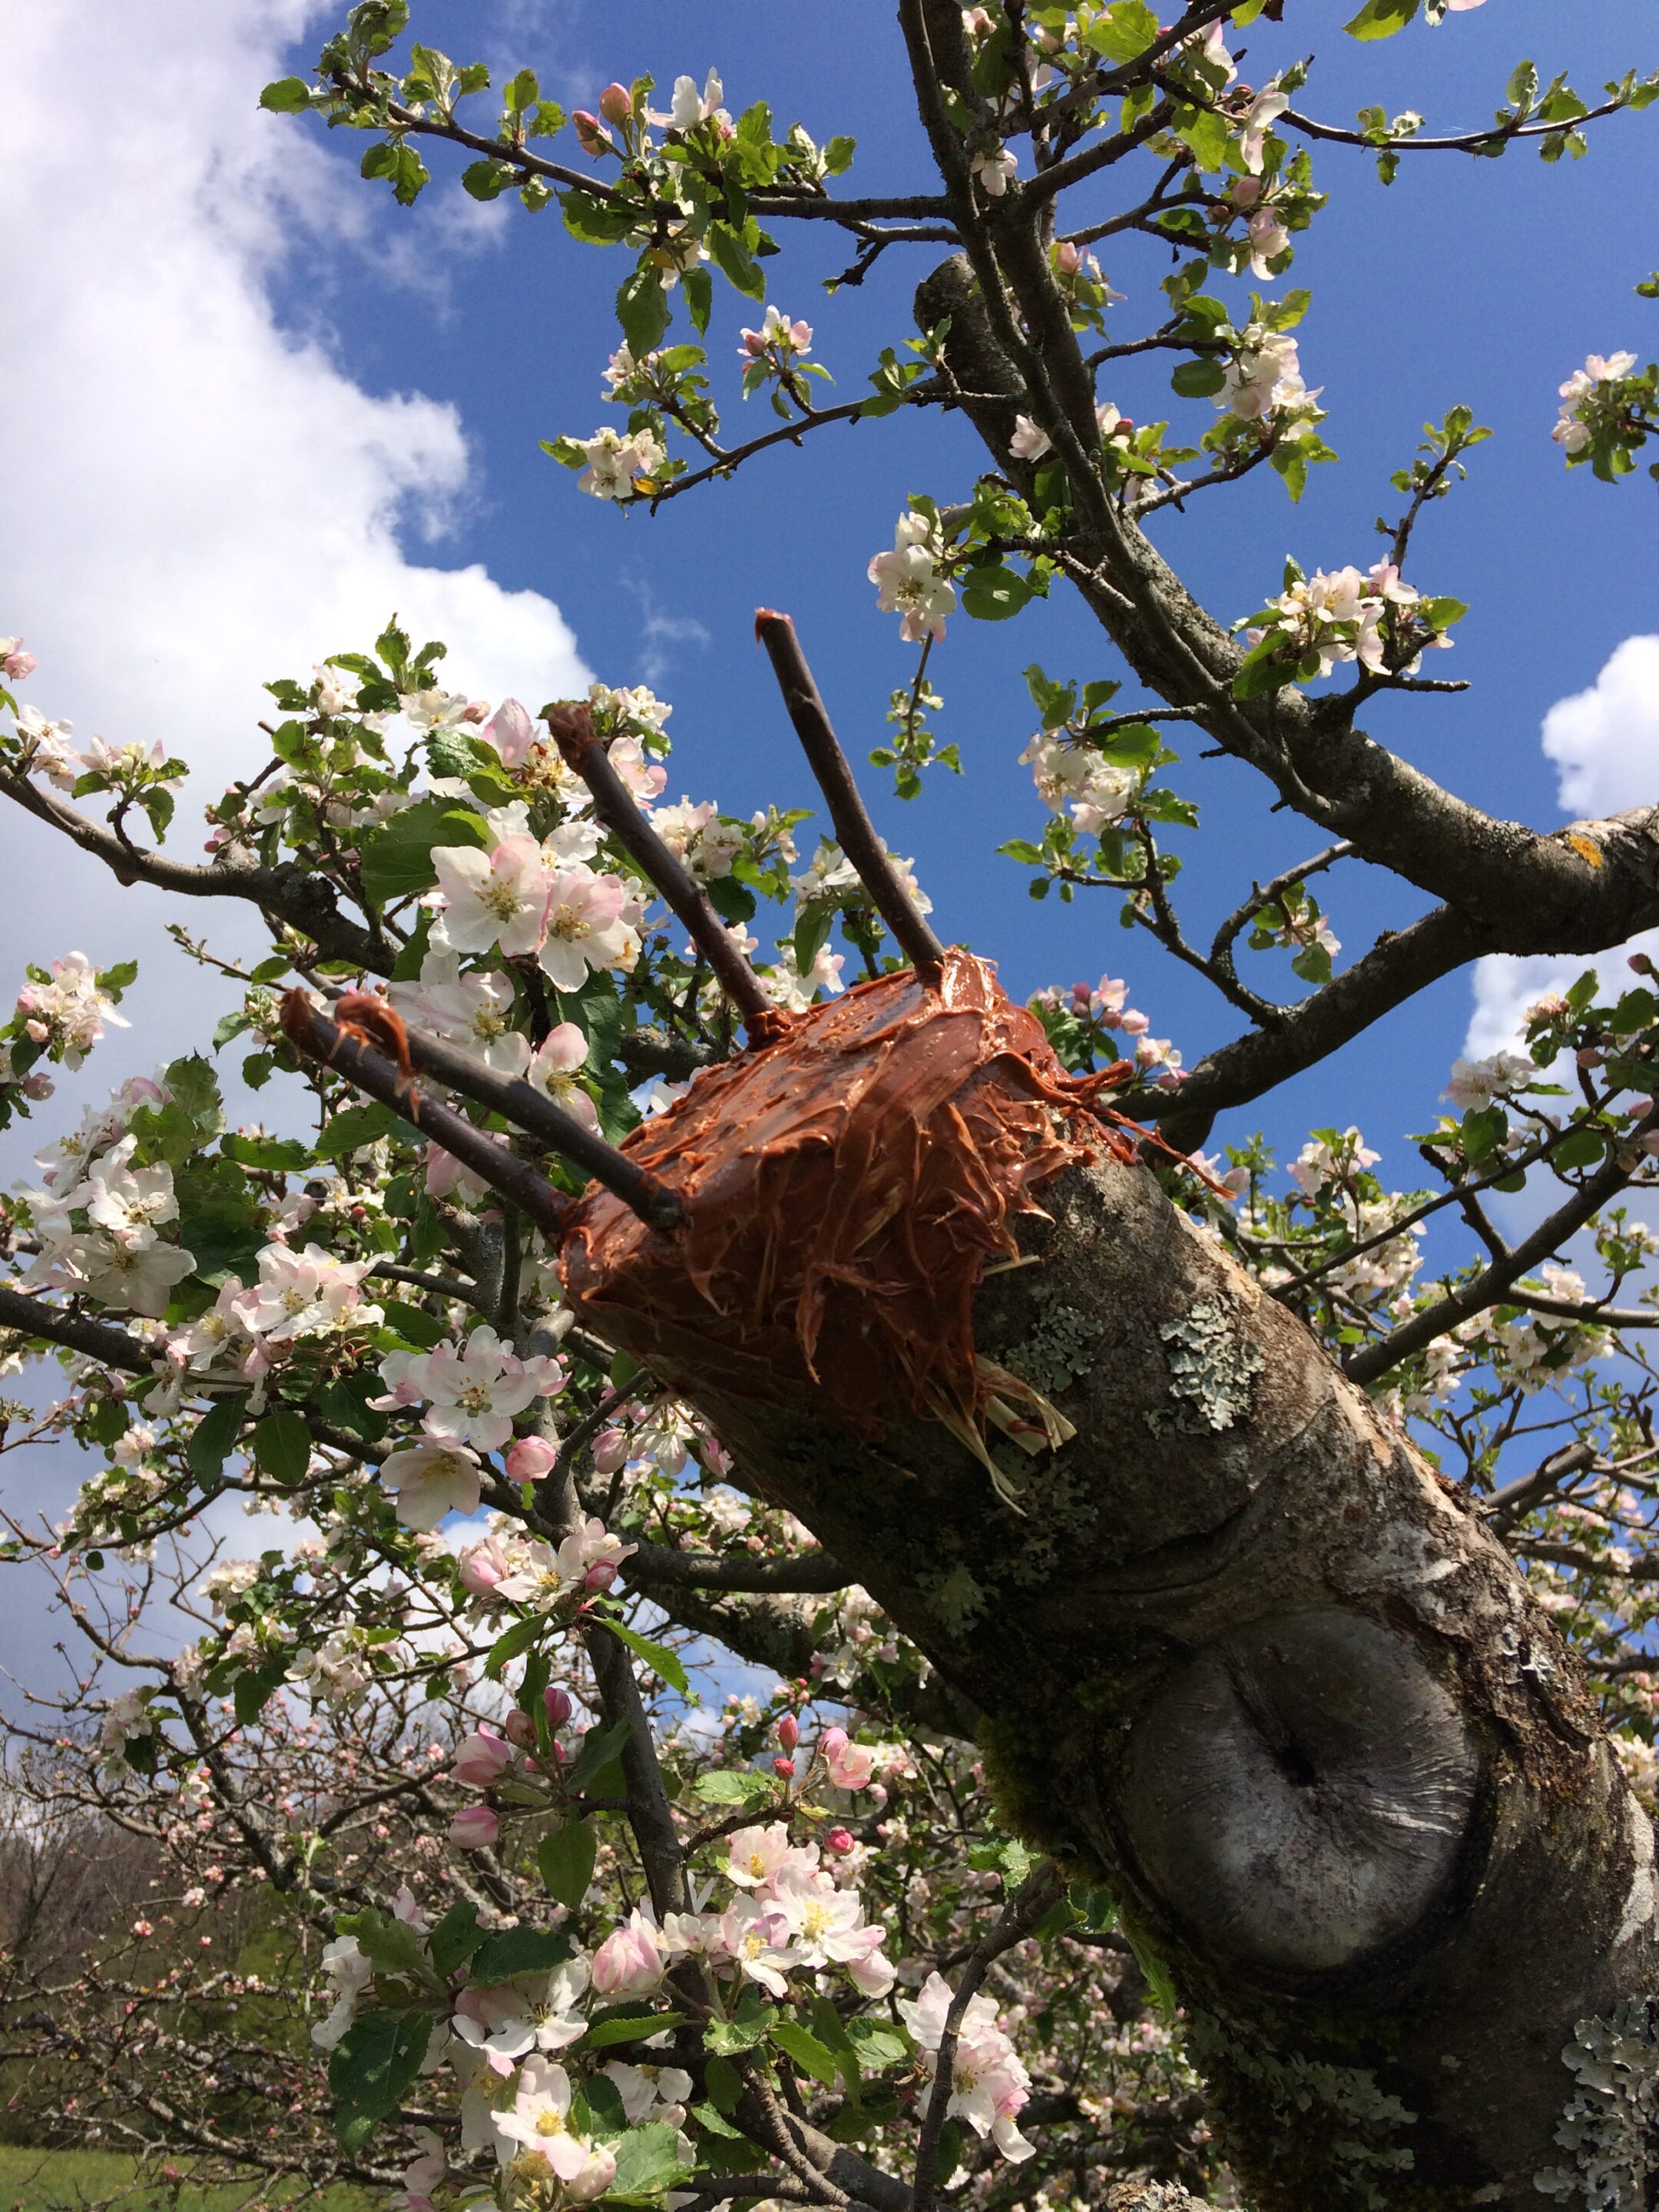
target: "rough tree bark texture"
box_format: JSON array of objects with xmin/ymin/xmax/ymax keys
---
[{"xmin": 561, "ymin": 962, "xmax": 1659, "ymax": 2210}]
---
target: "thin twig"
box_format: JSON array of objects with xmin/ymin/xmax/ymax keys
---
[
  {"xmin": 546, "ymin": 704, "xmax": 784, "ymax": 1045},
  {"xmin": 754, "ymin": 610, "xmax": 945, "ymax": 979}
]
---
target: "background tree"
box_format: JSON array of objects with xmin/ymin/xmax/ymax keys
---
[{"xmin": 3, "ymin": 3, "xmax": 1659, "ymax": 2207}]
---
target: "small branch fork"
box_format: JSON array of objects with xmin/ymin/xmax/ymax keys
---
[
  {"xmin": 278, "ymin": 994, "xmax": 682, "ymax": 1236},
  {"xmin": 755, "ymin": 611, "xmax": 947, "ymax": 982},
  {"xmin": 545, "ymin": 703, "xmax": 790, "ymax": 1048}
]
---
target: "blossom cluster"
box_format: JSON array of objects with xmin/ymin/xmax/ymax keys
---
[{"xmin": 1236, "ymin": 555, "xmax": 1461, "ymax": 693}]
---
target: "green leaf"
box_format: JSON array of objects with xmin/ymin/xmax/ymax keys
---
[
  {"xmin": 1418, "ymin": 595, "xmax": 1469, "ymax": 630},
  {"xmin": 357, "ymin": 796, "xmax": 489, "ymax": 908},
  {"xmin": 684, "ymin": 265, "xmax": 714, "ymax": 336},
  {"xmin": 250, "ymin": 1410, "xmax": 311, "ymax": 1487},
  {"xmin": 538, "ymin": 1820, "xmax": 598, "ymax": 1909},
  {"xmin": 187, "ymin": 1393, "xmax": 248, "ymax": 1482},
  {"xmin": 233, "ymin": 1658, "xmax": 287, "ymax": 1726},
  {"xmin": 1343, "ymin": 0, "xmax": 1419, "ymax": 38},
  {"xmin": 607, "ymin": 2121, "xmax": 694, "ymax": 2200},
  {"xmin": 770, "ymin": 2018, "xmax": 839, "ymax": 2087},
  {"xmin": 378, "ymin": 1299, "xmax": 448, "ymax": 1349},
  {"xmin": 845, "ymin": 2017, "xmax": 912, "ymax": 2072},
  {"xmin": 315, "ymin": 1101, "xmax": 419, "ymax": 1161},
  {"xmin": 328, "ymin": 2011, "xmax": 433, "ymax": 2147},
  {"xmin": 505, "ymin": 68, "xmax": 539, "ymax": 112},
  {"xmin": 960, "ymin": 565, "xmax": 1035, "ymax": 622},
  {"xmin": 260, "ymin": 77, "xmax": 314, "ymax": 112},
  {"xmin": 707, "ymin": 220, "xmax": 766, "ymax": 300},
  {"xmin": 1551, "ymin": 1125, "xmax": 1607, "ymax": 1171},
  {"xmin": 462, "ymin": 159, "xmax": 514, "ymax": 202},
  {"xmin": 221, "ymin": 1132, "xmax": 313, "ymax": 1172},
  {"xmin": 705, "ymin": 2005, "xmax": 777, "ymax": 2056},
  {"xmin": 692, "ymin": 1769, "xmax": 773, "ymax": 1807},
  {"xmin": 337, "ymin": 1907, "xmax": 432, "ymax": 1983},
  {"xmin": 485, "ymin": 1614, "xmax": 545, "ymax": 1681},
  {"xmin": 584, "ymin": 2006, "xmax": 689, "ymax": 2051},
  {"xmin": 469, "ymin": 1928, "xmax": 575, "ymax": 1986},
  {"xmin": 1171, "ymin": 356, "xmax": 1227, "ymax": 399},
  {"xmin": 566, "ymin": 1719, "xmax": 633, "ymax": 1796},
  {"xmin": 617, "ymin": 261, "xmax": 672, "ymax": 359},
  {"xmin": 1083, "ymin": 0, "xmax": 1160, "ymax": 63},
  {"xmin": 601, "ymin": 1618, "xmax": 689, "ymax": 1696},
  {"xmin": 427, "ymin": 1899, "xmax": 485, "ymax": 1978}
]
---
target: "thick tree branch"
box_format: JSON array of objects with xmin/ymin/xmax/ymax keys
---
[
  {"xmin": 1346, "ymin": 1147, "xmax": 1655, "ymax": 1386},
  {"xmin": 0, "ymin": 770, "xmax": 392, "ymax": 973}
]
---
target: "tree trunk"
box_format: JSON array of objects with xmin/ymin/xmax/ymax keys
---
[{"xmin": 562, "ymin": 957, "xmax": 1658, "ymax": 2210}]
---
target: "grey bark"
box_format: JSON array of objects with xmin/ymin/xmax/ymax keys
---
[{"xmin": 594, "ymin": 1154, "xmax": 1659, "ymax": 2209}]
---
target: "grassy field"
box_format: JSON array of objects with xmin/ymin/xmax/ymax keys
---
[{"xmin": 0, "ymin": 2148, "xmax": 370, "ymax": 2212}]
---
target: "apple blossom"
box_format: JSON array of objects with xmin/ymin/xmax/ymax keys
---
[
  {"xmin": 310, "ymin": 1935, "xmax": 372, "ymax": 2049},
  {"xmin": 1234, "ymin": 84, "xmax": 1290, "ymax": 174},
  {"xmin": 230, "ymin": 1242, "xmax": 379, "ymax": 1344},
  {"xmin": 972, "ymin": 140, "xmax": 1018, "ymax": 197},
  {"xmin": 376, "ymin": 1325, "xmax": 564, "ymax": 1454},
  {"xmin": 527, "ymin": 1022, "xmax": 600, "ymax": 1132},
  {"xmin": 868, "ymin": 512, "xmax": 956, "ymax": 645},
  {"xmin": 819, "ymin": 1725, "xmax": 876, "ymax": 1790},
  {"xmin": 13, "ymin": 704, "xmax": 78, "ymax": 788},
  {"xmin": 575, "ymin": 424, "xmax": 666, "ymax": 500},
  {"xmin": 538, "ymin": 865, "xmax": 639, "ymax": 992},
  {"xmin": 432, "ymin": 837, "xmax": 551, "ymax": 959},
  {"xmin": 377, "ymin": 1441, "xmax": 485, "ymax": 1531},
  {"xmin": 669, "ymin": 68, "xmax": 725, "ymax": 131},
  {"xmin": 492, "ymin": 2058, "xmax": 617, "ymax": 2199}
]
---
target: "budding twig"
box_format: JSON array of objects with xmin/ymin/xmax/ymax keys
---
[
  {"xmin": 545, "ymin": 703, "xmax": 787, "ymax": 1048},
  {"xmin": 281, "ymin": 994, "xmax": 575, "ymax": 1236},
  {"xmin": 753, "ymin": 609, "xmax": 946, "ymax": 982},
  {"xmin": 393, "ymin": 1016, "xmax": 685, "ymax": 1234}
]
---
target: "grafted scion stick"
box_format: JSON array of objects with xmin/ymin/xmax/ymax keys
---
[
  {"xmin": 545, "ymin": 703, "xmax": 790, "ymax": 1048},
  {"xmin": 280, "ymin": 993, "xmax": 681, "ymax": 1238},
  {"xmin": 386, "ymin": 1010, "xmax": 685, "ymax": 1234},
  {"xmin": 754, "ymin": 608, "xmax": 947, "ymax": 983}
]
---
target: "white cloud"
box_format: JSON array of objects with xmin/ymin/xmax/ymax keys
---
[
  {"xmin": 1465, "ymin": 636, "xmax": 1659, "ymax": 1057},
  {"xmin": 0, "ymin": 1, "xmax": 589, "ymax": 1081},
  {"xmin": 1541, "ymin": 635, "xmax": 1659, "ymax": 819}
]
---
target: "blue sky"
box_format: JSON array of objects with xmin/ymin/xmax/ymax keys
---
[{"xmin": 262, "ymin": 0, "xmax": 1659, "ymax": 1171}]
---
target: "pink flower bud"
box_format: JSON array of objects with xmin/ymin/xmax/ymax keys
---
[
  {"xmin": 1055, "ymin": 240, "xmax": 1081, "ymax": 276},
  {"xmin": 505, "ymin": 1435, "xmax": 558, "ymax": 1484},
  {"xmin": 3, "ymin": 649, "xmax": 35, "ymax": 681},
  {"xmin": 449, "ymin": 1806, "xmax": 500, "ymax": 1849},
  {"xmin": 450, "ymin": 1728, "xmax": 513, "ymax": 1789},
  {"xmin": 1632, "ymin": 952, "xmax": 1655, "ymax": 976},
  {"xmin": 545, "ymin": 1684, "xmax": 574, "ymax": 1729},
  {"xmin": 776, "ymin": 1713, "xmax": 800, "ymax": 1752},
  {"xmin": 505, "ymin": 1709, "xmax": 537, "ymax": 1750},
  {"xmin": 584, "ymin": 1560, "xmax": 620, "ymax": 1591},
  {"xmin": 1577, "ymin": 1047, "xmax": 1604, "ymax": 1068},
  {"xmin": 592, "ymin": 1426, "xmax": 630, "ymax": 1474},
  {"xmin": 819, "ymin": 1726, "xmax": 876, "ymax": 1791},
  {"xmin": 573, "ymin": 111, "xmax": 611, "ymax": 157},
  {"xmin": 772, "ymin": 1756, "xmax": 796, "ymax": 1779},
  {"xmin": 825, "ymin": 1826, "xmax": 855, "ymax": 1854},
  {"xmin": 455, "ymin": 1541, "xmax": 505, "ymax": 1597},
  {"xmin": 591, "ymin": 1912, "xmax": 665, "ymax": 1995},
  {"xmin": 598, "ymin": 81, "xmax": 633, "ymax": 126}
]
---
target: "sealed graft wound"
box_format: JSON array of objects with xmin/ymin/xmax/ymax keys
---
[{"xmin": 561, "ymin": 946, "xmax": 1121, "ymax": 1454}]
